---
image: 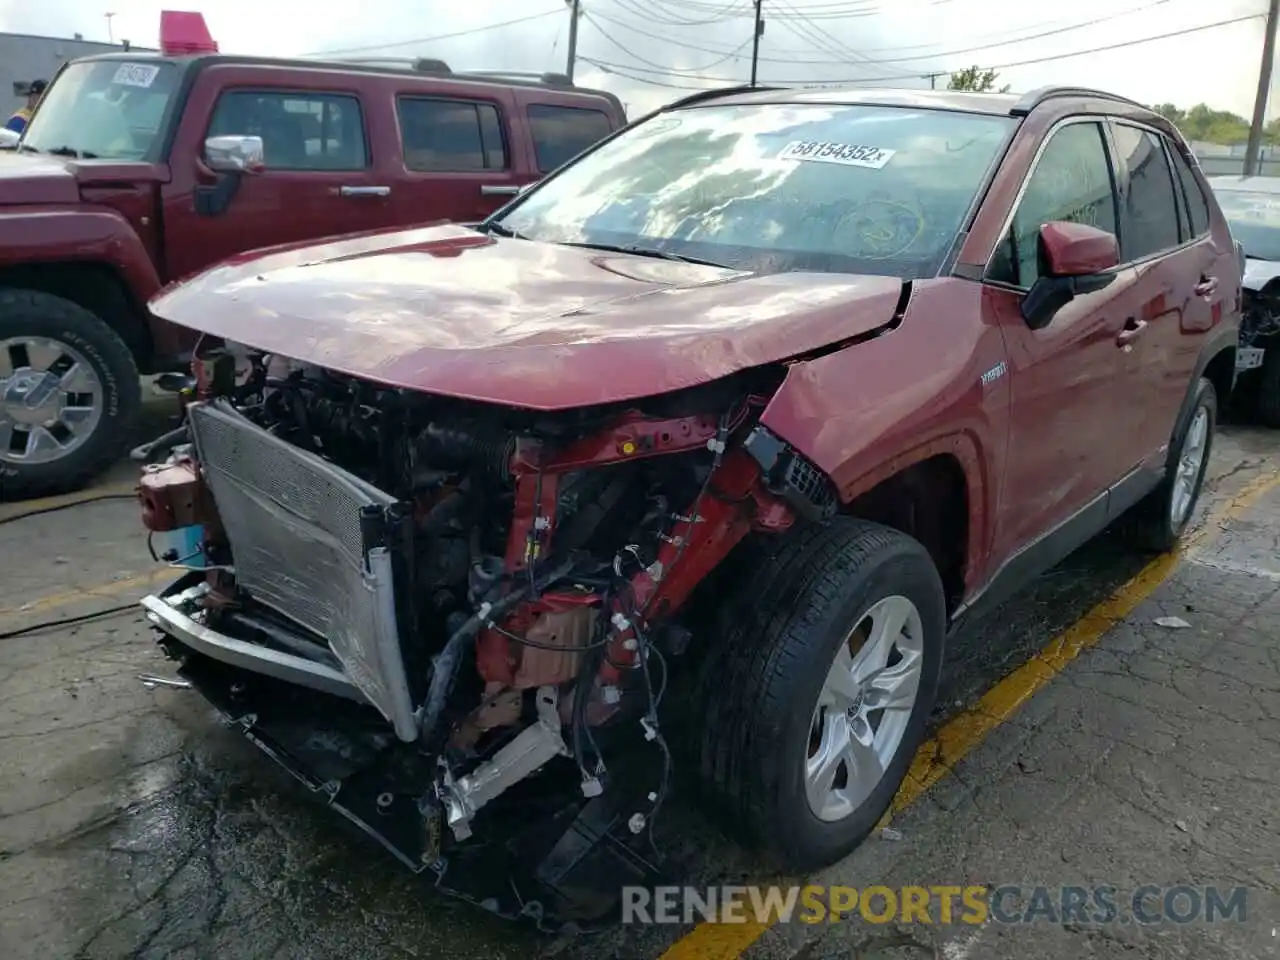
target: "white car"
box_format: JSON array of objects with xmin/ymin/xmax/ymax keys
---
[{"xmin": 0, "ymin": 127, "xmax": 19, "ymax": 149}]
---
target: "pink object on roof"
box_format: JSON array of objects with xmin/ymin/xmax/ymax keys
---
[{"xmin": 159, "ymin": 10, "xmax": 219, "ymax": 55}]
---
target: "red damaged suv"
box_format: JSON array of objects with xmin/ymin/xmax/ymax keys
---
[{"xmin": 134, "ymin": 84, "xmax": 1240, "ymax": 925}]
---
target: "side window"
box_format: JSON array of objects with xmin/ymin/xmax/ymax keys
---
[
  {"xmin": 396, "ymin": 97, "xmax": 507, "ymax": 172},
  {"xmin": 207, "ymin": 91, "xmax": 367, "ymax": 170},
  {"xmin": 526, "ymin": 104, "xmax": 614, "ymax": 172},
  {"xmin": 1111, "ymin": 122, "xmax": 1182, "ymax": 260},
  {"xmin": 1168, "ymin": 144, "xmax": 1211, "ymax": 239},
  {"xmin": 988, "ymin": 122, "xmax": 1117, "ymax": 289}
]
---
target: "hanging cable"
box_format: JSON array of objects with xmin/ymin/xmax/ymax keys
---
[{"xmin": 584, "ymin": 12, "xmax": 1264, "ymax": 88}]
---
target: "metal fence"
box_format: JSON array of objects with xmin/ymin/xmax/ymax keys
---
[{"xmin": 1195, "ymin": 155, "xmax": 1280, "ymax": 178}]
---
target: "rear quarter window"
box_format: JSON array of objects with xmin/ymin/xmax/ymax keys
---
[
  {"xmin": 527, "ymin": 103, "xmax": 614, "ymax": 172},
  {"xmin": 1168, "ymin": 146, "xmax": 1211, "ymax": 238}
]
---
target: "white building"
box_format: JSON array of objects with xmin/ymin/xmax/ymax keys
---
[{"xmin": 2, "ymin": 31, "xmax": 155, "ymax": 120}]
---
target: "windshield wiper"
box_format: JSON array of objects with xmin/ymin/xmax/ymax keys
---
[
  {"xmin": 558, "ymin": 241, "xmax": 729, "ymax": 269},
  {"xmin": 480, "ymin": 221, "xmax": 530, "ymax": 240},
  {"xmin": 44, "ymin": 146, "xmax": 99, "ymax": 159}
]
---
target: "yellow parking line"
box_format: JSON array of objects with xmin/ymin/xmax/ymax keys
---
[
  {"xmin": 658, "ymin": 468, "xmax": 1280, "ymax": 960},
  {"xmin": 0, "ymin": 567, "xmax": 171, "ymax": 618}
]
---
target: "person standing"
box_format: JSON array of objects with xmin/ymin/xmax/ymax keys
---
[{"xmin": 5, "ymin": 80, "xmax": 48, "ymax": 135}]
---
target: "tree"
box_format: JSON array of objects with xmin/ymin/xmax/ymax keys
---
[{"xmin": 947, "ymin": 66, "xmax": 1011, "ymax": 93}]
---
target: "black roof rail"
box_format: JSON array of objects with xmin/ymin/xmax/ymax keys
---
[
  {"xmin": 1010, "ymin": 86, "xmax": 1148, "ymax": 117},
  {"xmin": 651, "ymin": 83, "xmax": 787, "ymax": 116}
]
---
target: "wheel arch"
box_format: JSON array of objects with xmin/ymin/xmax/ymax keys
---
[
  {"xmin": 1175, "ymin": 326, "xmax": 1237, "ymax": 447},
  {"xmin": 839, "ymin": 446, "xmax": 975, "ymax": 615},
  {"xmin": 0, "ymin": 260, "xmax": 156, "ymax": 373}
]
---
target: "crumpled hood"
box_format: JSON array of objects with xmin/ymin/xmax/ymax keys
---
[
  {"xmin": 1243, "ymin": 256, "xmax": 1280, "ymax": 293},
  {"xmin": 0, "ymin": 151, "xmax": 80, "ymax": 205},
  {"xmin": 150, "ymin": 222, "xmax": 907, "ymax": 410}
]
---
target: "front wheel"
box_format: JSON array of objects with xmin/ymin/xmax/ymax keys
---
[
  {"xmin": 694, "ymin": 517, "xmax": 946, "ymax": 872},
  {"xmin": 0, "ymin": 289, "xmax": 141, "ymax": 501}
]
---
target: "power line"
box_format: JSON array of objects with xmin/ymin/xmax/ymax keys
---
[
  {"xmin": 594, "ymin": 0, "xmax": 1182, "ymax": 70},
  {"xmin": 302, "ymin": 9, "xmax": 563, "ymax": 57},
  {"xmin": 583, "ymin": 11, "xmax": 1266, "ymax": 87},
  {"xmin": 584, "ymin": 11, "xmax": 752, "ymax": 73}
]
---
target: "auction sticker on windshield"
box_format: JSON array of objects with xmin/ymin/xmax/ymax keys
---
[
  {"xmin": 778, "ymin": 140, "xmax": 895, "ymax": 169},
  {"xmin": 112, "ymin": 63, "xmax": 161, "ymax": 88}
]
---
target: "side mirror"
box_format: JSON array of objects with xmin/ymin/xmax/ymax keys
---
[
  {"xmin": 1021, "ymin": 221, "xmax": 1119, "ymax": 329},
  {"xmin": 204, "ymin": 134, "xmax": 265, "ymax": 174}
]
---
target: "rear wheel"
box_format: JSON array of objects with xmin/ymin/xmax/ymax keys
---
[
  {"xmin": 1119, "ymin": 376, "xmax": 1216, "ymax": 553},
  {"xmin": 693, "ymin": 517, "xmax": 945, "ymax": 872},
  {"xmin": 0, "ymin": 289, "xmax": 141, "ymax": 501}
]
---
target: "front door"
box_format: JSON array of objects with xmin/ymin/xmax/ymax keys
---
[
  {"xmin": 982, "ymin": 119, "xmax": 1140, "ymax": 560},
  {"xmin": 163, "ymin": 87, "xmax": 389, "ymax": 284}
]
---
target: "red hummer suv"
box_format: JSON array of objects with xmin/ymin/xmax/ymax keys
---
[
  {"xmin": 0, "ymin": 32, "xmax": 625, "ymax": 500},
  {"xmin": 133, "ymin": 84, "xmax": 1239, "ymax": 927}
]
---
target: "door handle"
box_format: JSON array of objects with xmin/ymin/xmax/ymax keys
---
[
  {"xmin": 1117, "ymin": 318, "xmax": 1148, "ymax": 348},
  {"xmin": 339, "ymin": 185, "xmax": 391, "ymax": 197},
  {"xmin": 480, "ymin": 184, "xmax": 521, "ymax": 196},
  {"xmin": 1194, "ymin": 275, "xmax": 1218, "ymax": 299}
]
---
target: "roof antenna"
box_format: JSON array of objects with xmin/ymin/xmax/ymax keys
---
[{"xmin": 159, "ymin": 10, "xmax": 219, "ymax": 55}]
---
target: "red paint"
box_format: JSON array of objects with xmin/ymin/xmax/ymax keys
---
[
  {"xmin": 475, "ymin": 591, "xmax": 600, "ymax": 688},
  {"xmin": 149, "ymin": 225, "xmax": 907, "ymax": 409},
  {"xmin": 1039, "ymin": 221, "xmax": 1119, "ymax": 276},
  {"xmin": 160, "ymin": 11, "xmax": 218, "ymax": 54},
  {"xmin": 0, "ymin": 48, "xmax": 624, "ymax": 371}
]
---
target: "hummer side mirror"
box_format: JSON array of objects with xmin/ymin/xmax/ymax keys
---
[{"xmin": 204, "ymin": 135, "xmax": 265, "ymax": 174}]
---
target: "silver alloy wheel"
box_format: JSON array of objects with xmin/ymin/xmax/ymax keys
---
[
  {"xmin": 0, "ymin": 335, "xmax": 104, "ymax": 466},
  {"xmin": 1169, "ymin": 404, "xmax": 1209, "ymax": 527},
  {"xmin": 805, "ymin": 594, "xmax": 925, "ymax": 823}
]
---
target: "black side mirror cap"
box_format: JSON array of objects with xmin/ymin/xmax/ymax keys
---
[{"xmin": 1021, "ymin": 272, "xmax": 1116, "ymax": 330}]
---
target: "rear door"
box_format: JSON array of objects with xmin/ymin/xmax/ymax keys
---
[
  {"xmin": 1106, "ymin": 121, "xmax": 1224, "ymax": 469},
  {"xmin": 162, "ymin": 72, "xmax": 386, "ymax": 282},
  {"xmin": 390, "ymin": 90, "xmax": 524, "ymax": 224},
  {"xmin": 524, "ymin": 100, "xmax": 617, "ymax": 177},
  {"xmin": 982, "ymin": 119, "xmax": 1145, "ymax": 558}
]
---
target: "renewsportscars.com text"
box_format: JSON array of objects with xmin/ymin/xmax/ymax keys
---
[{"xmin": 621, "ymin": 884, "xmax": 1249, "ymax": 925}]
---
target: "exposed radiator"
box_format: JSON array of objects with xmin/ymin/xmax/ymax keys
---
[{"xmin": 186, "ymin": 399, "xmax": 417, "ymax": 742}]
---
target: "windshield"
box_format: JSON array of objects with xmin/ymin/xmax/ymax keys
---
[
  {"xmin": 490, "ymin": 102, "xmax": 1015, "ymax": 279},
  {"xmin": 1216, "ymin": 188, "xmax": 1280, "ymax": 261},
  {"xmin": 22, "ymin": 59, "xmax": 179, "ymax": 161}
]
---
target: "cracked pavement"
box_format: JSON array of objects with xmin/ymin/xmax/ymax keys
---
[{"xmin": 1, "ymin": 425, "xmax": 1277, "ymax": 960}]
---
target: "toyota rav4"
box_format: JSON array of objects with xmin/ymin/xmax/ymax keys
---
[{"xmin": 133, "ymin": 84, "xmax": 1240, "ymax": 926}]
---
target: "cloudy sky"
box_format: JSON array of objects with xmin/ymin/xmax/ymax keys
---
[{"xmin": 0, "ymin": 0, "xmax": 1272, "ymax": 118}]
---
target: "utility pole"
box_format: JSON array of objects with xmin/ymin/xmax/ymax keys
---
[
  {"xmin": 750, "ymin": 0, "xmax": 764, "ymax": 87},
  {"xmin": 1245, "ymin": 0, "xmax": 1280, "ymax": 176},
  {"xmin": 566, "ymin": 0, "xmax": 581, "ymax": 83},
  {"xmin": 104, "ymin": 11, "xmax": 115, "ymax": 43}
]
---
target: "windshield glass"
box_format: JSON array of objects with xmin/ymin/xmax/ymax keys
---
[
  {"xmin": 1216, "ymin": 187, "xmax": 1280, "ymax": 261},
  {"xmin": 22, "ymin": 59, "xmax": 179, "ymax": 161},
  {"xmin": 492, "ymin": 102, "xmax": 1015, "ymax": 279}
]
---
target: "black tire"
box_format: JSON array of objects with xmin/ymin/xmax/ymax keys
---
[
  {"xmin": 692, "ymin": 517, "xmax": 946, "ymax": 873},
  {"xmin": 1251, "ymin": 344, "xmax": 1280, "ymax": 428},
  {"xmin": 0, "ymin": 289, "xmax": 141, "ymax": 501},
  {"xmin": 1118, "ymin": 376, "xmax": 1216, "ymax": 554}
]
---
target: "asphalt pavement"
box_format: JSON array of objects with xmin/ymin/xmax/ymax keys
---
[{"xmin": 0, "ymin": 424, "xmax": 1276, "ymax": 960}]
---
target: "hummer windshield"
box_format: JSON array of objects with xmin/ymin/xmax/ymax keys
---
[
  {"xmin": 21, "ymin": 59, "xmax": 180, "ymax": 162},
  {"xmin": 488, "ymin": 101, "xmax": 1016, "ymax": 279}
]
